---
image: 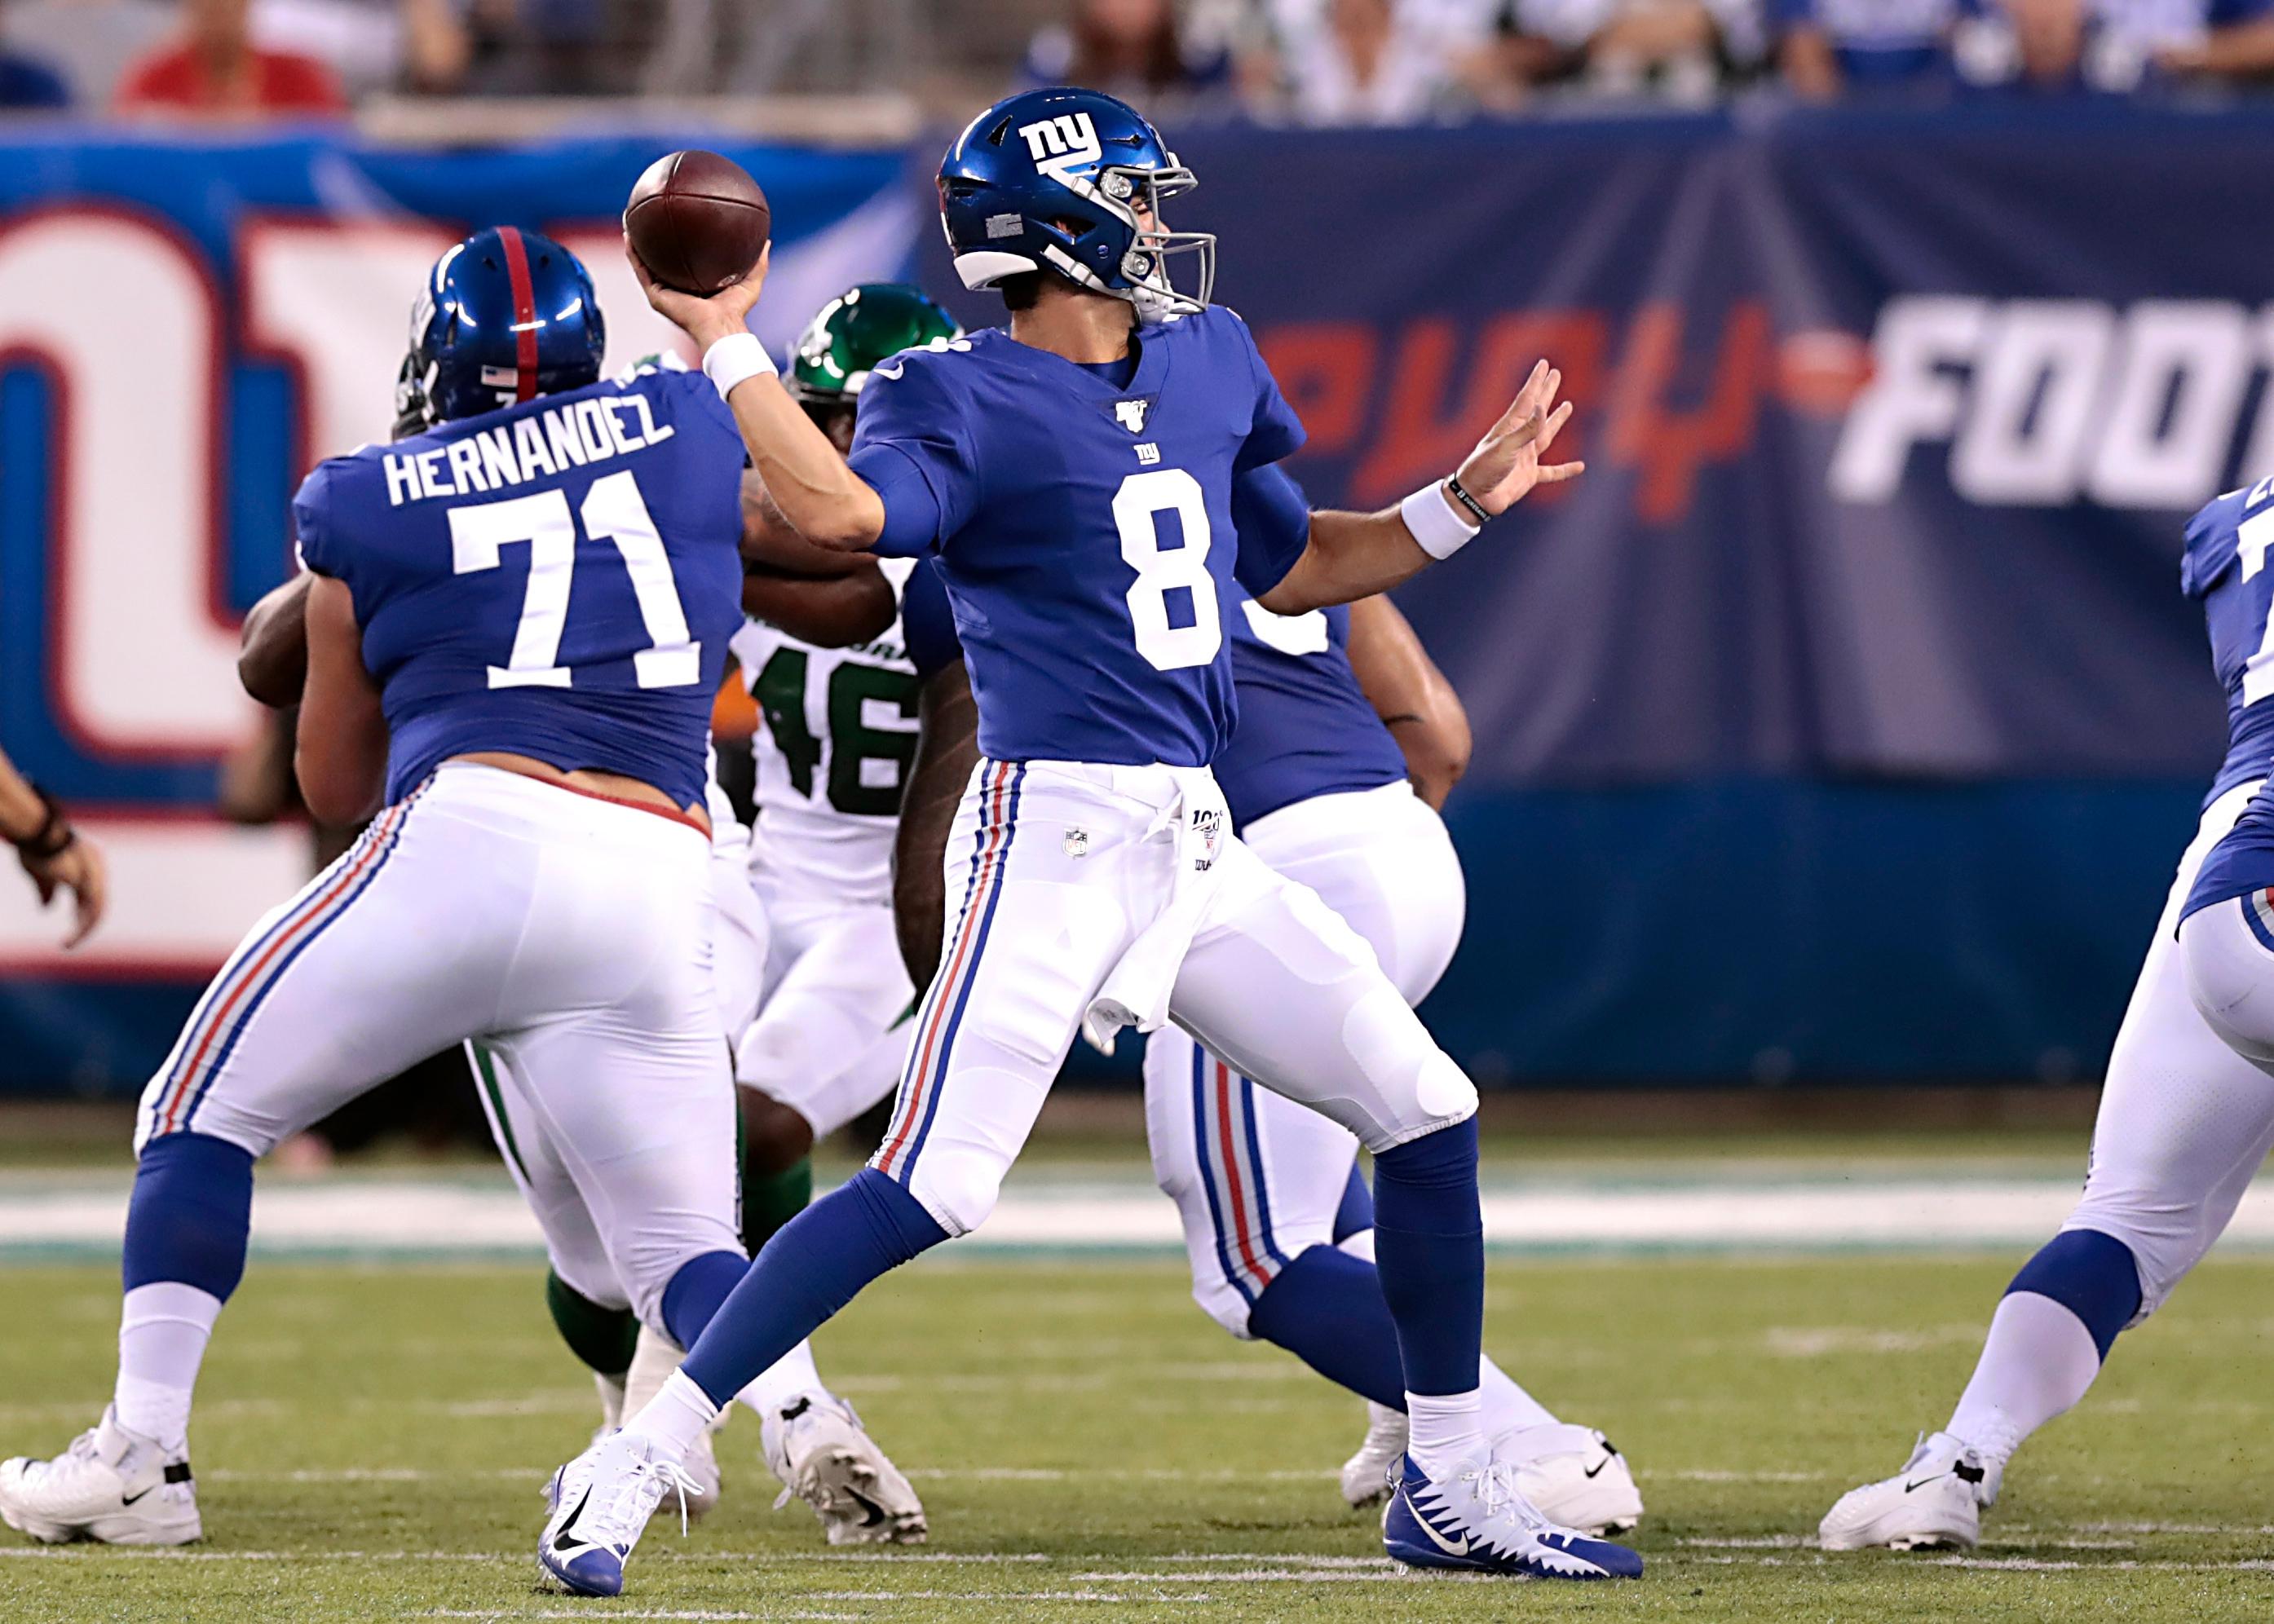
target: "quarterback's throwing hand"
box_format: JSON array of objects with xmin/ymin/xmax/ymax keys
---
[
  {"xmin": 626, "ymin": 240, "xmax": 770, "ymax": 352},
  {"xmin": 1456, "ymin": 360, "xmax": 1583, "ymax": 517}
]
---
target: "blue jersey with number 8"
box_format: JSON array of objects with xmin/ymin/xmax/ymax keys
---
[
  {"xmin": 292, "ymin": 367, "xmax": 746, "ymax": 810},
  {"xmin": 848, "ymin": 306, "xmax": 1309, "ymax": 768}
]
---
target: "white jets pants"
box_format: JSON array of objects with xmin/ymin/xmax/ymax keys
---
[
  {"xmin": 871, "ymin": 759, "xmax": 1478, "ymax": 1238},
  {"xmin": 475, "ymin": 832, "xmax": 770, "ymax": 1318},
  {"xmin": 1143, "ymin": 781, "xmax": 1467, "ymax": 1335},
  {"xmin": 136, "ymin": 762, "xmax": 742, "ymax": 1330},
  {"xmin": 735, "ymin": 857, "xmax": 914, "ymax": 1141},
  {"xmin": 2065, "ymin": 779, "xmax": 2274, "ymax": 1322}
]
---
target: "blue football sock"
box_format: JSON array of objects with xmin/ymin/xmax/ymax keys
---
[
  {"xmin": 658, "ymin": 1250, "xmax": 749, "ymax": 1353},
  {"xmin": 123, "ymin": 1132, "xmax": 254, "ymax": 1300},
  {"xmin": 1369, "ymin": 1118, "xmax": 1484, "ymax": 1397},
  {"xmin": 1247, "ymin": 1243, "xmax": 1406, "ymax": 1409},
  {"xmin": 680, "ymin": 1168, "xmax": 947, "ymax": 1406},
  {"xmin": 1331, "ymin": 1161, "xmax": 1375, "ymax": 1246},
  {"xmin": 2007, "ymin": 1227, "xmax": 2143, "ymax": 1358}
]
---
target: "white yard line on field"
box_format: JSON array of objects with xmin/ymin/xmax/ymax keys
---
[{"xmin": 14, "ymin": 1172, "xmax": 2274, "ymax": 1256}]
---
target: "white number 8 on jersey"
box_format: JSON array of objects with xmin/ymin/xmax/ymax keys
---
[{"xmin": 1115, "ymin": 468, "xmax": 1222, "ymax": 672}]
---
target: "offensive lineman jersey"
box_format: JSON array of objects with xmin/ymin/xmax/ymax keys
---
[
  {"xmin": 848, "ymin": 306, "xmax": 1310, "ymax": 768},
  {"xmin": 2174, "ymin": 476, "xmax": 2274, "ymax": 923},
  {"xmin": 294, "ymin": 367, "xmax": 745, "ymax": 810},
  {"xmin": 727, "ymin": 558, "xmax": 921, "ymax": 898}
]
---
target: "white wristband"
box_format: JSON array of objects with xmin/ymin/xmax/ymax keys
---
[
  {"xmin": 702, "ymin": 331, "xmax": 776, "ymax": 399},
  {"xmin": 1399, "ymin": 480, "xmax": 1483, "ymax": 562}
]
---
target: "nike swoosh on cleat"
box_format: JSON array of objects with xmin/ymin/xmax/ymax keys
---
[
  {"xmin": 550, "ymin": 1485, "xmax": 595, "ymax": 1551},
  {"xmin": 1406, "ymin": 1498, "xmax": 1471, "ymax": 1558},
  {"xmin": 845, "ymin": 1487, "xmax": 888, "ymax": 1528},
  {"xmin": 1903, "ymin": 1475, "xmax": 1949, "ymax": 1493},
  {"xmin": 1583, "ymin": 1459, "xmax": 1610, "ymax": 1480},
  {"xmin": 118, "ymin": 1488, "xmax": 152, "ymax": 1507}
]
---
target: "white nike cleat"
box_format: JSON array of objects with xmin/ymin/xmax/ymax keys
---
[
  {"xmin": 1340, "ymin": 1401, "xmax": 1406, "ymax": 1508},
  {"xmin": 1383, "ymin": 1453, "xmax": 1643, "ymax": 1579},
  {"xmin": 536, "ymin": 1429, "xmax": 699, "ymax": 1597},
  {"xmin": 762, "ymin": 1392, "xmax": 926, "ymax": 1546},
  {"xmin": 624, "ymin": 1326, "xmax": 721, "ymax": 1519},
  {"xmin": 0, "ymin": 1407, "xmax": 201, "ymax": 1546},
  {"xmin": 1498, "ymin": 1423, "xmax": 1644, "ymax": 1536},
  {"xmin": 1819, "ymin": 1431, "xmax": 1994, "ymax": 1551}
]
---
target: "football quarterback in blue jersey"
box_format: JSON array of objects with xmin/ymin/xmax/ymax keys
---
[
  {"xmin": 893, "ymin": 553, "xmax": 1648, "ymax": 1536},
  {"xmin": 1822, "ymin": 474, "xmax": 2274, "ymax": 1551},
  {"xmin": 0, "ymin": 229, "xmax": 775, "ymax": 1554},
  {"xmin": 545, "ymin": 88, "xmax": 1637, "ymax": 1591}
]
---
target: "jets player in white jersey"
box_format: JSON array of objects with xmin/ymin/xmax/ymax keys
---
[
  {"xmin": 1820, "ymin": 476, "xmax": 2274, "ymax": 1551},
  {"xmin": 536, "ymin": 89, "xmax": 1638, "ymax": 1597},
  {"xmin": 728, "ymin": 285, "xmax": 966, "ymax": 1242}
]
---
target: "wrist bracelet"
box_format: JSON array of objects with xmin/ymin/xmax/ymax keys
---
[
  {"xmin": 701, "ymin": 331, "xmax": 777, "ymax": 400},
  {"xmin": 11, "ymin": 785, "xmax": 73, "ymax": 860},
  {"xmin": 1443, "ymin": 475, "xmax": 1494, "ymax": 527},
  {"xmin": 1399, "ymin": 480, "xmax": 1484, "ymax": 562}
]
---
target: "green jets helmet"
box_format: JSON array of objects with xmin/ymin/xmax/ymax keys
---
[{"xmin": 785, "ymin": 283, "xmax": 962, "ymax": 408}]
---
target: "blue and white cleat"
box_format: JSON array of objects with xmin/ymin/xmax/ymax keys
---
[
  {"xmin": 1384, "ymin": 1454, "xmax": 1644, "ymax": 1580},
  {"xmin": 536, "ymin": 1429, "xmax": 698, "ymax": 1597}
]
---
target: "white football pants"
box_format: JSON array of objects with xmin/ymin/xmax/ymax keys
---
[
  {"xmin": 2071, "ymin": 779, "xmax": 2274, "ymax": 1322},
  {"xmin": 735, "ymin": 858, "xmax": 916, "ymax": 1141},
  {"xmin": 1143, "ymin": 780, "xmax": 1466, "ymax": 1335},
  {"xmin": 872, "ymin": 759, "xmax": 1478, "ymax": 1238},
  {"xmin": 139, "ymin": 762, "xmax": 740, "ymax": 1328},
  {"xmin": 475, "ymin": 832, "xmax": 769, "ymax": 1320}
]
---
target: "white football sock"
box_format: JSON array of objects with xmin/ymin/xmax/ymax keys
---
[
  {"xmin": 1480, "ymin": 1356, "xmax": 1558, "ymax": 1434},
  {"xmin": 623, "ymin": 1369, "xmax": 719, "ymax": 1463},
  {"xmin": 735, "ymin": 1338, "xmax": 825, "ymax": 1419},
  {"xmin": 114, "ymin": 1282, "xmax": 221, "ymax": 1453},
  {"xmin": 594, "ymin": 1370, "xmax": 627, "ymax": 1432},
  {"xmin": 1945, "ymin": 1291, "xmax": 2104, "ymax": 1465},
  {"xmin": 1406, "ymin": 1388, "xmax": 1485, "ymax": 1478}
]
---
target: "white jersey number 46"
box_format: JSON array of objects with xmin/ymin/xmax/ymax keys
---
[
  {"xmin": 448, "ymin": 469, "xmax": 701, "ymax": 691},
  {"xmin": 1116, "ymin": 468, "xmax": 1222, "ymax": 672}
]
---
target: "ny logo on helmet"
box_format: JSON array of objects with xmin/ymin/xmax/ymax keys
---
[{"xmin": 1020, "ymin": 113, "xmax": 1102, "ymax": 182}]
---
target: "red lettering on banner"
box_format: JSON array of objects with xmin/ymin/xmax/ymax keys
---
[
  {"xmin": 1350, "ymin": 311, "xmax": 1606, "ymax": 508},
  {"xmin": 1256, "ymin": 322, "xmax": 1376, "ymax": 457},
  {"xmin": 1605, "ymin": 301, "xmax": 1771, "ymax": 524}
]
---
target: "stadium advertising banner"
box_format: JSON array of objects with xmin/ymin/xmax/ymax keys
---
[{"xmin": 3, "ymin": 103, "xmax": 2270, "ymax": 1088}]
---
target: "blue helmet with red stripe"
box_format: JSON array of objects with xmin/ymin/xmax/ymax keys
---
[{"xmin": 395, "ymin": 227, "xmax": 606, "ymax": 432}]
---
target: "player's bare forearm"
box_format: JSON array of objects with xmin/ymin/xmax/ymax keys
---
[
  {"xmin": 741, "ymin": 472, "xmax": 878, "ymax": 576},
  {"xmin": 627, "ymin": 243, "xmax": 885, "ymax": 552},
  {"xmin": 1258, "ymin": 508, "xmax": 1435, "ymax": 615},
  {"xmin": 722, "ymin": 376, "xmax": 886, "ymax": 551},
  {"xmin": 894, "ymin": 663, "xmax": 981, "ymax": 988},
  {"xmin": 1260, "ymin": 359, "xmax": 1581, "ymax": 616},
  {"xmin": 294, "ymin": 576, "xmax": 389, "ymax": 827},
  {"xmin": 1347, "ymin": 595, "xmax": 1470, "ymax": 810},
  {"xmin": 742, "ymin": 567, "xmax": 897, "ymax": 647},
  {"xmin": 239, "ymin": 571, "xmax": 314, "ymax": 708}
]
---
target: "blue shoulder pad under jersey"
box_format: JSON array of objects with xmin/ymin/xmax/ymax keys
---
[
  {"xmin": 292, "ymin": 366, "xmax": 746, "ymax": 810},
  {"xmin": 2178, "ymin": 474, "xmax": 2274, "ymax": 810},
  {"xmin": 840, "ymin": 307, "xmax": 1309, "ymax": 769}
]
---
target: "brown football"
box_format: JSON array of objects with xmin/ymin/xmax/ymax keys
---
[{"xmin": 623, "ymin": 150, "xmax": 772, "ymax": 295}]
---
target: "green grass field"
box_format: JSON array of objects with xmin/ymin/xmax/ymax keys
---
[{"xmin": 7, "ymin": 1247, "xmax": 2274, "ymax": 1622}]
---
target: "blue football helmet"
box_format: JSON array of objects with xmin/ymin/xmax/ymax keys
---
[
  {"xmin": 394, "ymin": 227, "xmax": 606, "ymax": 432},
  {"xmin": 937, "ymin": 87, "xmax": 1214, "ymax": 321}
]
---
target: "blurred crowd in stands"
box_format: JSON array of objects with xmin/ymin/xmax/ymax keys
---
[{"xmin": 0, "ymin": 0, "xmax": 2267, "ymax": 122}]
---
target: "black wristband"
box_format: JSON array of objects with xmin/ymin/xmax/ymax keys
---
[
  {"xmin": 12, "ymin": 786, "xmax": 74, "ymax": 861},
  {"xmin": 1443, "ymin": 476, "xmax": 1493, "ymax": 527}
]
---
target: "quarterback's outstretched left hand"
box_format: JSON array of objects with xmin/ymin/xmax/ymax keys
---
[{"xmin": 1457, "ymin": 360, "xmax": 1583, "ymax": 516}]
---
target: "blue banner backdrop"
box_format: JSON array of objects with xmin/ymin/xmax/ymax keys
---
[{"xmin": 4, "ymin": 102, "xmax": 2269, "ymax": 1090}]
